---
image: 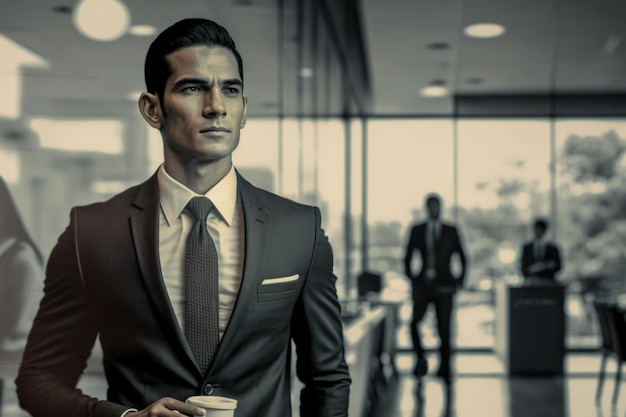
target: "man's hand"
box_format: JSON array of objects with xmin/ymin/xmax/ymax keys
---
[
  {"xmin": 527, "ymin": 262, "xmax": 545, "ymax": 274},
  {"xmin": 126, "ymin": 397, "xmax": 206, "ymax": 416}
]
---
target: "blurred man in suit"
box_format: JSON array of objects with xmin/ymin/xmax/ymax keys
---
[
  {"xmin": 16, "ymin": 18, "xmax": 350, "ymax": 417},
  {"xmin": 520, "ymin": 217, "xmax": 561, "ymax": 281},
  {"xmin": 404, "ymin": 193, "xmax": 467, "ymax": 382}
]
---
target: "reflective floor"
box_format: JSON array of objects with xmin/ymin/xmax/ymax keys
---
[
  {"xmin": 372, "ymin": 352, "xmax": 626, "ymax": 417},
  {"xmin": 1, "ymin": 352, "xmax": 624, "ymax": 417}
]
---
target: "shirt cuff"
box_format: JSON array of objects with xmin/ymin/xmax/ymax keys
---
[{"xmin": 120, "ymin": 408, "xmax": 138, "ymax": 417}]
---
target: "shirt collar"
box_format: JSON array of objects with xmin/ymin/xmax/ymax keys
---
[{"xmin": 157, "ymin": 164, "xmax": 238, "ymax": 226}]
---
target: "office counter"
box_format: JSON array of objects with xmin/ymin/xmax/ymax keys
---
[{"xmin": 495, "ymin": 280, "xmax": 565, "ymax": 375}]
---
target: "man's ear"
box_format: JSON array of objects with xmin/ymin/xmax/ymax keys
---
[
  {"xmin": 240, "ymin": 96, "xmax": 248, "ymax": 128},
  {"xmin": 138, "ymin": 92, "xmax": 162, "ymax": 129}
]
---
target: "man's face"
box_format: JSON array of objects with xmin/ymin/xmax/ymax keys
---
[
  {"xmin": 426, "ymin": 199, "xmax": 440, "ymax": 220},
  {"xmin": 158, "ymin": 45, "xmax": 247, "ymax": 166},
  {"xmin": 534, "ymin": 224, "xmax": 546, "ymax": 239}
]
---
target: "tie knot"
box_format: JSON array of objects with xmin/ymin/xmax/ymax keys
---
[{"xmin": 184, "ymin": 197, "xmax": 213, "ymax": 222}]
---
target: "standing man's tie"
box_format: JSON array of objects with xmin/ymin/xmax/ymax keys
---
[
  {"xmin": 534, "ymin": 240, "xmax": 544, "ymax": 261},
  {"xmin": 184, "ymin": 196, "xmax": 219, "ymax": 375},
  {"xmin": 426, "ymin": 222, "xmax": 437, "ymax": 279}
]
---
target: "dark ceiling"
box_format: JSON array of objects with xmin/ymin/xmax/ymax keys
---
[{"xmin": 1, "ymin": 0, "xmax": 625, "ymax": 118}]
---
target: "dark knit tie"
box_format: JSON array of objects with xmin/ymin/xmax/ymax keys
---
[{"xmin": 184, "ymin": 196, "xmax": 219, "ymax": 375}]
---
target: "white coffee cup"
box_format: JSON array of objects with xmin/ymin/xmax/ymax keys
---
[{"xmin": 186, "ymin": 395, "xmax": 238, "ymax": 417}]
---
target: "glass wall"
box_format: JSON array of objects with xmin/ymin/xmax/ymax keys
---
[
  {"xmin": 456, "ymin": 120, "xmax": 552, "ymax": 349},
  {"xmin": 364, "ymin": 117, "xmax": 626, "ymax": 352},
  {"xmin": 555, "ymin": 119, "xmax": 626, "ymax": 348},
  {"xmin": 366, "ymin": 119, "xmax": 454, "ymax": 350}
]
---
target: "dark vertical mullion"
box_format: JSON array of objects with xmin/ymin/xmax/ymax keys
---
[
  {"xmin": 296, "ymin": 0, "xmax": 304, "ymax": 201},
  {"xmin": 277, "ymin": 0, "xmax": 285, "ymax": 195}
]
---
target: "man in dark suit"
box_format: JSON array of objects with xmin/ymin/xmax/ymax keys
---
[
  {"xmin": 520, "ymin": 217, "xmax": 561, "ymax": 281},
  {"xmin": 16, "ymin": 19, "xmax": 350, "ymax": 417},
  {"xmin": 404, "ymin": 193, "xmax": 467, "ymax": 382}
]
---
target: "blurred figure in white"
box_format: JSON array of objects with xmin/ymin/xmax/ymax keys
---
[{"xmin": 0, "ymin": 175, "xmax": 44, "ymax": 363}]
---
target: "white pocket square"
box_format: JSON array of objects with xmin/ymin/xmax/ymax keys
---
[{"xmin": 261, "ymin": 274, "xmax": 299, "ymax": 285}]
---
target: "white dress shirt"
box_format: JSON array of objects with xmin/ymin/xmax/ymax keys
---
[{"xmin": 157, "ymin": 164, "xmax": 244, "ymax": 340}]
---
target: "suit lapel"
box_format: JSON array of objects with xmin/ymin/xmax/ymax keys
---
[
  {"xmin": 129, "ymin": 175, "xmax": 196, "ymax": 363},
  {"xmin": 210, "ymin": 174, "xmax": 269, "ymax": 371}
]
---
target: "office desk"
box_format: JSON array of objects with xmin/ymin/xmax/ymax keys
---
[{"xmin": 495, "ymin": 280, "xmax": 565, "ymax": 375}]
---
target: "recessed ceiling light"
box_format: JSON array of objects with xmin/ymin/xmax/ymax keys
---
[
  {"xmin": 419, "ymin": 85, "xmax": 449, "ymax": 98},
  {"xmin": 463, "ymin": 23, "xmax": 506, "ymax": 39},
  {"xmin": 72, "ymin": 0, "xmax": 131, "ymax": 42},
  {"xmin": 129, "ymin": 25, "xmax": 157, "ymax": 37}
]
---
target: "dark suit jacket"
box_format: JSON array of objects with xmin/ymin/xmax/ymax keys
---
[
  {"xmin": 520, "ymin": 240, "xmax": 561, "ymax": 280},
  {"xmin": 16, "ymin": 172, "xmax": 350, "ymax": 417},
  {"xmin": 404, "ymin": 222, "xmax": 467, "ymax": 294}
]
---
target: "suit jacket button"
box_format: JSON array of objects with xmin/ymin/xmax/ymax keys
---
[{"xmin": 203, "ymin": 384, "xmax": 214, "ymax": 395}]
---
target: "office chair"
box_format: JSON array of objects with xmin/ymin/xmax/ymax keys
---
[
  {"xmin": 593, "ymin": 300, "xmax": 626, "ymax": 405},
  {"xmin": 357, "ymin": 271, "xmax": 382, "ymax": 299},
  {"xmin": 594, "ymin": 300, "xmax": 613, "ymax": 404}
]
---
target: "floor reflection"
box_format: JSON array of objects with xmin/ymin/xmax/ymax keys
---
[
  {"xmin": 370, "ymin": 352, "xmax": 626, "ymax": 417},
  {"xmin": 508, "ymin": 376, "xmax": 566, "ymax": 417},
  {"xmin": 412, "ymin": 379, "xmax": 452, "ymax": 417}
]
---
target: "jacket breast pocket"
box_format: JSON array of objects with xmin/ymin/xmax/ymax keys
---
[{"xmin": 257, "ymin": 274, "xmax": 299, "ymax": 302}]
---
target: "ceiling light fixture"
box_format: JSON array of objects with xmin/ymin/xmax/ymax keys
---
[
  {"xmin": 420, "ymin": 80, "xmax": 448, "ymax": 98},
  {"xmin": 463, "ymin": 23, "xmax": 506, "ymax": 39},
  {"xmin": 129, "ymin": 25, "xmax": 157, "ymax": 37},
  {"xmin": 72, "ymin": 0, "xmax": 131, "ymax": 42}
]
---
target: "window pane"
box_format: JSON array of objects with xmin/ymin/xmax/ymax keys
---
[
  {"xmin": 367, "ymin": 119, "xmax": 454, "ymax": 350},
  {"xmin": 457, "ymin": 119, "xmax": 551, "ymax": 349},
  {"xmin": 555, "ymin": 119, "xmax": 626, "ymax": 348}
]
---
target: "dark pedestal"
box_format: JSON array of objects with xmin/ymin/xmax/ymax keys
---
[{"xmin": 495, "ymin": 280, "xmax": 565, "ymax": 375}]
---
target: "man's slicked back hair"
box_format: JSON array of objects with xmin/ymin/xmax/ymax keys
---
[{"xmin": 144, "ymin": 18, "xmax": 244, "ymax": 104}]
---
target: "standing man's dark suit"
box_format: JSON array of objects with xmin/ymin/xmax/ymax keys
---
[
  {"xmin": 16, "ymin": 172, "xmax": 350, "ymax": 417},
  {"xmin": 520, "ymin": 241, "xmax": 561, "ymax": 280},
  {"xmin": 16, "ymin": 18, "xmax": 349, "ymax": 417},
  {"xmin": 404, "ymin": 194, "xmax": 467, "ymax": 380}
]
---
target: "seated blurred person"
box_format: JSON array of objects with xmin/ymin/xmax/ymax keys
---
[
  {"xmin": 0, "ymin": 176, "xmax": 44, "ymax": 360},
  {"xmin": 520, "ymin": 217, "xmax": 561, "ymax": 281}
]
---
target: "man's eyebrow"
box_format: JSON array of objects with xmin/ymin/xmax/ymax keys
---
[
  {"xmin": 173, "ymin": 77, "xmax": 243, "ymax": 88},
  {"xmin": 222, "ymin": 78, "xmax": 243, "ymax": 87}
]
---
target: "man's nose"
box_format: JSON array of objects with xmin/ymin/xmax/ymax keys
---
[{"xmin": 203, "ymin": 87, "xmax": 226, "ymax": 117}]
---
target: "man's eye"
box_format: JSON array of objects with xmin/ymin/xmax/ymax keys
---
[
  {"xmin": 182, "ymin": 86, "xmax": 201, "ymax": 93},
  {"xmin": 224, "ymin": 87, "xmax": 240, "ymax": 96}
]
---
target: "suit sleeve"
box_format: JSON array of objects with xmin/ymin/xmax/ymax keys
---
[
  {"xmin": 290, "ymin": 207, "xmax": 351, "ymax": 417},
  {"xmin": 520, "ymin": 245, "xmax": 530, "ymax": 278},
  {"xmin": 547, "ymin": 244, "xmax": 562, "ymax": 277},
  {"xmin": 454, "ymin": 227, "xmax": 468, "ymax": 287},
  {"xmin": 15, "ymin": 208, "xmax": 129, "ymax": 417},
  {"xmin": 404, "ymin": 226, "xmax": 417, "ymax": 278}
]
